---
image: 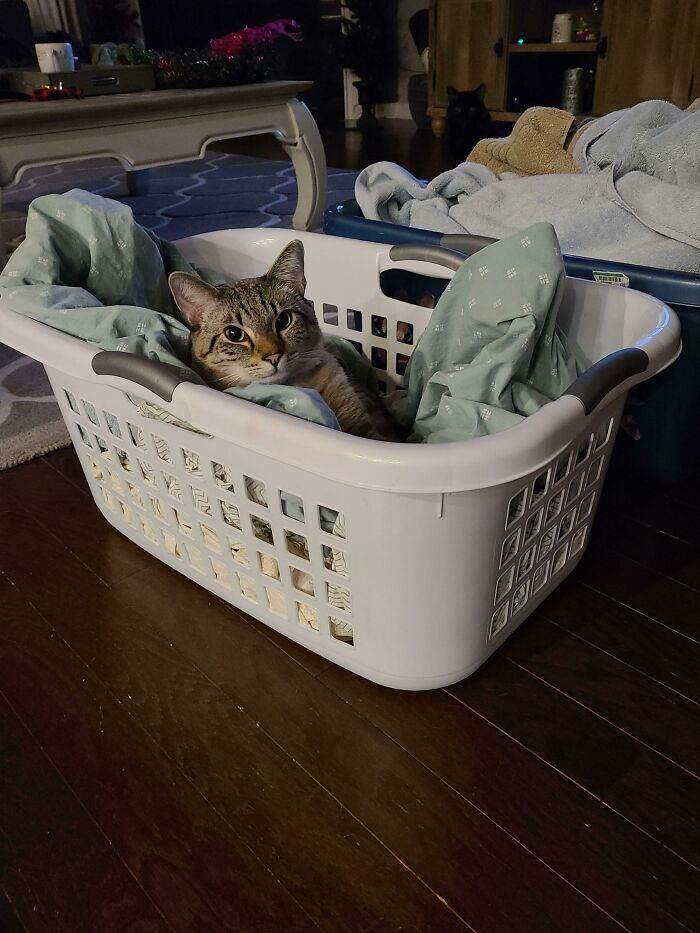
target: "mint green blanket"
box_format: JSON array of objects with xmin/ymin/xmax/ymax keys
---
[{"xmin": 0, "ymin": 190, "xmax": 584, "ymax": 442}]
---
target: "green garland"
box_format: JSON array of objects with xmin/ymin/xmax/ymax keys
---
[{"xmin": 127, "ymin": 45, "xmax": 283, "ymax": 90}]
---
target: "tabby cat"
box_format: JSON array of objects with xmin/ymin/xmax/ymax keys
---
[{"xmin": 169, "ymin": 241, "xmax": 404, "ymax": 441}]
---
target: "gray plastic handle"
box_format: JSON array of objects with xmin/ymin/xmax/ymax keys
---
[
  {"xmin": 439, "ymin": 233, "xmax": 497, "ymax": 255},
  {"xmin": 388, "ymin": 243, "xmax": 466, "ymax": 272},
  {"xmin": 565, "ymin": 347, "xmax": 648, "ymax": 415},
  {"xmin": 92, "ymin": 351, "xmax": 185, "ymax": 402}
]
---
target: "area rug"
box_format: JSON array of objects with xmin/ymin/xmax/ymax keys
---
[{"xmin": 0, "ymin": 153, "xmax": 358, "ymax": 470}]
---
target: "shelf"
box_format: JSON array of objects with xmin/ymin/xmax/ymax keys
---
[{"xmin": 508, "ymin": 42, "xmax": 597, "ymax": 53}]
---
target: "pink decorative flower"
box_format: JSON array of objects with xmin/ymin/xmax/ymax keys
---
[{"xmin": 210, "ymin": 19, "xmax": 303, "ymax": 57}]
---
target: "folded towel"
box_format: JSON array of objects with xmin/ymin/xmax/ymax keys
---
[{"xmin": 467, "ymin": 107, "xmax": 580, "ymax": 176}]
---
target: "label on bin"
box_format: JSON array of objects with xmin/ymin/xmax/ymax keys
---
[{"xmin": 592, "ymin": 270, "xmax": 630, "ymax": 287}]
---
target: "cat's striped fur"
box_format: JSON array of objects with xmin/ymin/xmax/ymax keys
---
[{"xmin": 169, "ymin": 241, "xmax": 403, "ymax": 441}]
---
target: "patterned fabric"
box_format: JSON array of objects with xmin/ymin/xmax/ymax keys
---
[{"xmin": 395, "ymin": 222, "xmax": 586, "ymax": 443}]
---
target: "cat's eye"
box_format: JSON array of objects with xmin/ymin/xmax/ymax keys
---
[
  {"xmin": 223, "ymin": 325, "xmax": 245, "ymax": 343},
  {"xmin": 276, "ymin": 310, "xmax": 293, "ymax": 331}
]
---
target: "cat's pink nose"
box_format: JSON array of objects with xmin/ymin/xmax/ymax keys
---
[{"xmin": 265, "ymin": 353, "xmax": 282, "ymax": 368}]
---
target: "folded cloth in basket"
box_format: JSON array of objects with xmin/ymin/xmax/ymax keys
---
[
  {"xmin": 395, "ymin": 221, "xmax": 587, "ymax": 443},
  {"xmin": 0, "ymin": 189, "xmax": 375, "ymax": 432}
]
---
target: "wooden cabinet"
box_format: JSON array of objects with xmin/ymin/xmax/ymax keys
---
[
  {"xmin": 594, "ymin": 0, "xmax": 700, "ymax": 112},
  {"xmin": 428, "ymin": 0, "xmax": 700, "ymax": 135}
]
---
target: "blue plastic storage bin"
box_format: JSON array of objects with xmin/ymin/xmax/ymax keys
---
[{"xmin": 324, "ymin": 199, "xmax": 700, "ymax": 485}]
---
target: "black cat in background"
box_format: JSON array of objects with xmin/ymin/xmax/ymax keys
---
[{"xmin": 444, "ymin": 83, "xmax": 494, "ymax": 161}]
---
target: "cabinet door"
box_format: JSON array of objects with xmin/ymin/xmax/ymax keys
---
[
  {"xmin": 431, "ymin": 0, "xmax": 509, "ymax": 112},
  {"xmin": 594, "ymin": 0, "xmax": 700, "ymax": 112}
]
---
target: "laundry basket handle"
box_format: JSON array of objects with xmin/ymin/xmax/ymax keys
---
[
  {"xmin": 439, "ymin": 233, "xmax": 497, "ymax": 255},
  {"xmin": 565, "ymin": 347, "xmax": 648, "ymax": 415},
  {"xmin": 388, "ymin": 243, "xmax": 467, "ymax": 271},
  {"xmin": 92, "ymin": 351, "xmax": 185, "ymax": 402}
]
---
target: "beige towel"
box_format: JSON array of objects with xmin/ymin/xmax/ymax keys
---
[{"xmin": 468, "ymin": 107, "xmax": 584, "ymax": 176}]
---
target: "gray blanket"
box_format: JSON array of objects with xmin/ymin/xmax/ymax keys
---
[{"xmin": 355, "ymin": 100, "xmax": 700, "ymax": 273}]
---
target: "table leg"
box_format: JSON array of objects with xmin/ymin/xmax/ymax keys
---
[
  {"xmin": 126, "ymin": 169, "xmax": 150, "ymax": 196},
  {"xmin": 279, "ymin": 99, "xmax": 327, "ymax": 231}
]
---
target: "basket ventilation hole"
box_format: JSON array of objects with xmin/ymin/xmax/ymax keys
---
[
  {"xmin": 349, "ymin": 339, "xmax": 363, "ymax": 356},
  {"xmin": 517, "ymin": 546, "xmax": 536, "ymax": 581},
  {"xmin": 377, "ymin": 380, "xmax": 388, "ymax": 396},
  {"xmin": 174, "ymin": 509, "xmax": 193, "ymax": 537},
  {"xmin": 291, "ymin": 567, "xmax": 315, "ymax": 597},
  {"xmin": 506, "ymin": 489, "xmax": 527, "ymax": 527},
  {"xmin": 245, "ymin": 476, "xmax": 268, "ymax": 508},
  {"xmin": 570, "ymin": 525, "xmax": 588, "ymax": 556},
  {"xmin": 347, "ymin": 309, "xmax": 363, "ymax": 331},
  {"xmin": 320, "ymin": 506, "xmax": 346, "ymax": 538},
  {"xmin": 552, "ymin": 542, "xmax": 569, "ymax": 575},
  {"xmin": 152, "ymin": 435, "xmax": 172, "ymax": 463},
  {"xmin": 330, "ymin": 617, "xmax": 354, "ymax": 646},
  {"xmin": 523, "ymin": 509, "xmax": 542, "ymax": 544},
  {"xmin": 191, "ymin": 486, "xmax": 212, "ymax": 516},
  {"xmin": 285, "ymin": 530, "xmax": 309, "ymax": 561},
  {"xmin": 371, "ymin": 346, "xmax": 387, "ymax": 371},
  {"xmin": 185, "ymin": 544, "xmax": 207, "ymax": 575},
  {"xmin": 322, "ymin": 544, "xmax": 349, "ymax": 577},
  {"xmin": 490, "ymin": 603, "xmax": 509, "ymax": 639},
  {"xmin": 100, "ymin": 487, "xmax": 116, "ymax": 512},
  {"xmin": 567, "ymin": 474, "xmax": 585, "ymax": 504},
  {"xmin": 120, "ymin": 501, "xmax": 139, "ymax": 530},
  {"xmin": 259, "ymin": 553, "xmax": 280, "ymax": 580},
  {"xmin": 162, "ymin": 532, "xmax": 182, "ymax": 559},
  {"xmin": 237, "ymin": 573, "xmax": 258, "ymax": 603},
  {"xmin": 94, "ymin": 435, "xmax": 111, "ymax": 459},
  {"xmin": 553, "ymin": 451, "xmax": 572, "ymax": 485},
  {"xmin": 108, "ymin": 470, "xmax": 124, "ymax": 494},
  {"xmin": 578, "ymin": 492, "xmax": 595, "ymax": 523},
  {"xmin": 83, "ymin": 400, "xmax": 100, "ymax": 425},
  {"xmin": 397, "ymin": 321, "xmax": 414, "ymax": 345},
  {"xmin": 210, "ymin": 559, "xmax": 232, "ymax": 589},
  {"xmin": 251, "ymin": 516, "xmax": 274, "ymax": 546},
  {"xmin": 103, "ymin": 411, "xmax": 122, "ymax": 438},
  {"xmin": 220, "ymin": 500, "xmax": 241, "ymax": 530},
  {"xmin": 127, "ymin": 422, "xmax": 146, "ymax": 450},
  {"xmin": 200, "ymin": 523, "xmax": 222, "ymax": 554},
  {"xmin": 396, "ymin": 353, "xmax": 410, "ymax": 377},
  {"xmin": 162, "ymin": 472, "xmax": 182, "ymax": 501},
  {"xmin": 371, "ymin": 315, "xmax": 387, "ymax": 339},
  {"xmin": 594, "ymin": 419, "xmax": 613, "ymax": 451},
  {"xmin": 532, "ymin": 561, "xmax": 550, "ymax": 594},
  {"xmin": 280, "ymin": 491, "xmax": 305, "ymax": 523},
  {"xmin": 500, "ymin": 529, "xmax": 521, "ymax": 567},
  {"xmin": 115, "ymin": 448, "xmax": 132, "ymax": 472},
  {"xmin": 77, "ymin": 425, "xmax": 92, "ymax": 448},
  {"xmin": 575, "ymin": 435, "xmax": 592, "ymax": 467},
  {"xmin": 531, "ymin": 469, "xmax": 550, "ymax": 505},
  {"xmin": 141, "ymin": 518, "xmax": 159, "ymax": 545},
  {"xmin": 512, "ymin": 580, "xmax": 530, "ymax": 614},
  {"xmin": 297, "ymin": 601, "xmax": 319, "ymax": 631},
  {"xmin": 229, "ymin": 539, "xmax": 250, "ymax": 567},
  {"xmin": 323, "ymin": 303, "xmax": 339, "ymax": 325},
  {"xmin": 539, "ymin": 528, "xmax": 556, "ymax": 560},
  {"xmin": 327, "ymin": 583, "xmax": 351, "ymax": 614},
  {"xmin": 182, "ymin": 449, "xmax": 202, "ymax": 475},
  {"xmin": 127, "ymin": 483, "xmax": 144, "ymax": 509},
  {"xmin": 495, "ymin": 566, "xmax": 515, "ymax": 604},
  {"xmin": 64, "ymin": 389, "xmax": 79, "ymax": 413},
  {"xmin": 587, "ymin": 457, "xmax": 604, "ymax": 487},
  {"xmin": 139, "ymin": 460, "xmax": 157, "ymax": 488},
  {"xmin": 546, "ymin": 490, "xmax": 565, "ymax": 524},
  {"xmin": 558, "ymin": 509, "xmax": 576, "ymax": 541},
  {"xmin": 266, "ymin": 587, "xmax": 287, "ymax": 618},
  {"xmin": 212, "ymin": 462, "xmax": 234, "ymax": 491},
  {"xmin": 150, "ymin": 496, "xmax": 167, "ymax": 523},
  {"xmin": 88, "ymin": 457, "xmax": 103, "ymax": 482}
]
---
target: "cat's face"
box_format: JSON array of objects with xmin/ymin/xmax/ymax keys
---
[
  {"xmin": 446, "ymin": 83, "xmax": 488, "ymax": 121},
  {"xmin": 169, "ymin": 240, "xmax": 322, "ymax": 390}
]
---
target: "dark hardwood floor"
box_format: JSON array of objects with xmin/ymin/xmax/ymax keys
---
[{"xmin": 1, "ymin": 122, "xmax": 699, "ymax": 932}]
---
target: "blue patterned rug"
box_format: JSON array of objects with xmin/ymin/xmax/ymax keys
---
[
  {"xmin": 0, "ymin": 153, "xmax": 358, "ymax": 469},
  {"xmin": 3, "ymin": 152, "xmax": 357, "ymax": 240}
]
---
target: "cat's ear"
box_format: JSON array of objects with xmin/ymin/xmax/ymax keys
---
[
  {"xmin": 266, "ymin": 239, "xmax": 306, "ymax": 295},
  {"xmin": 168, "ymin": 272, "xmax": 220, "ymax": 328},
  {"xmin": 447, "ymin": 85, "xmax": 458, "ymax": 103},
  {"xmin": 474, "ymin": 83, "xmax": 486, "ymax": 103}
]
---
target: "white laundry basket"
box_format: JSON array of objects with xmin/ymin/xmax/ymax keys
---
[{"xmin": 0, "ymin": 230, "xmax": 680, "ymax": 690}]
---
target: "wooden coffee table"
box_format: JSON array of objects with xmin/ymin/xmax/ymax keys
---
[{"xmin": 0, "ymin": 81, "xmax": 327, "ymax": 258}]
